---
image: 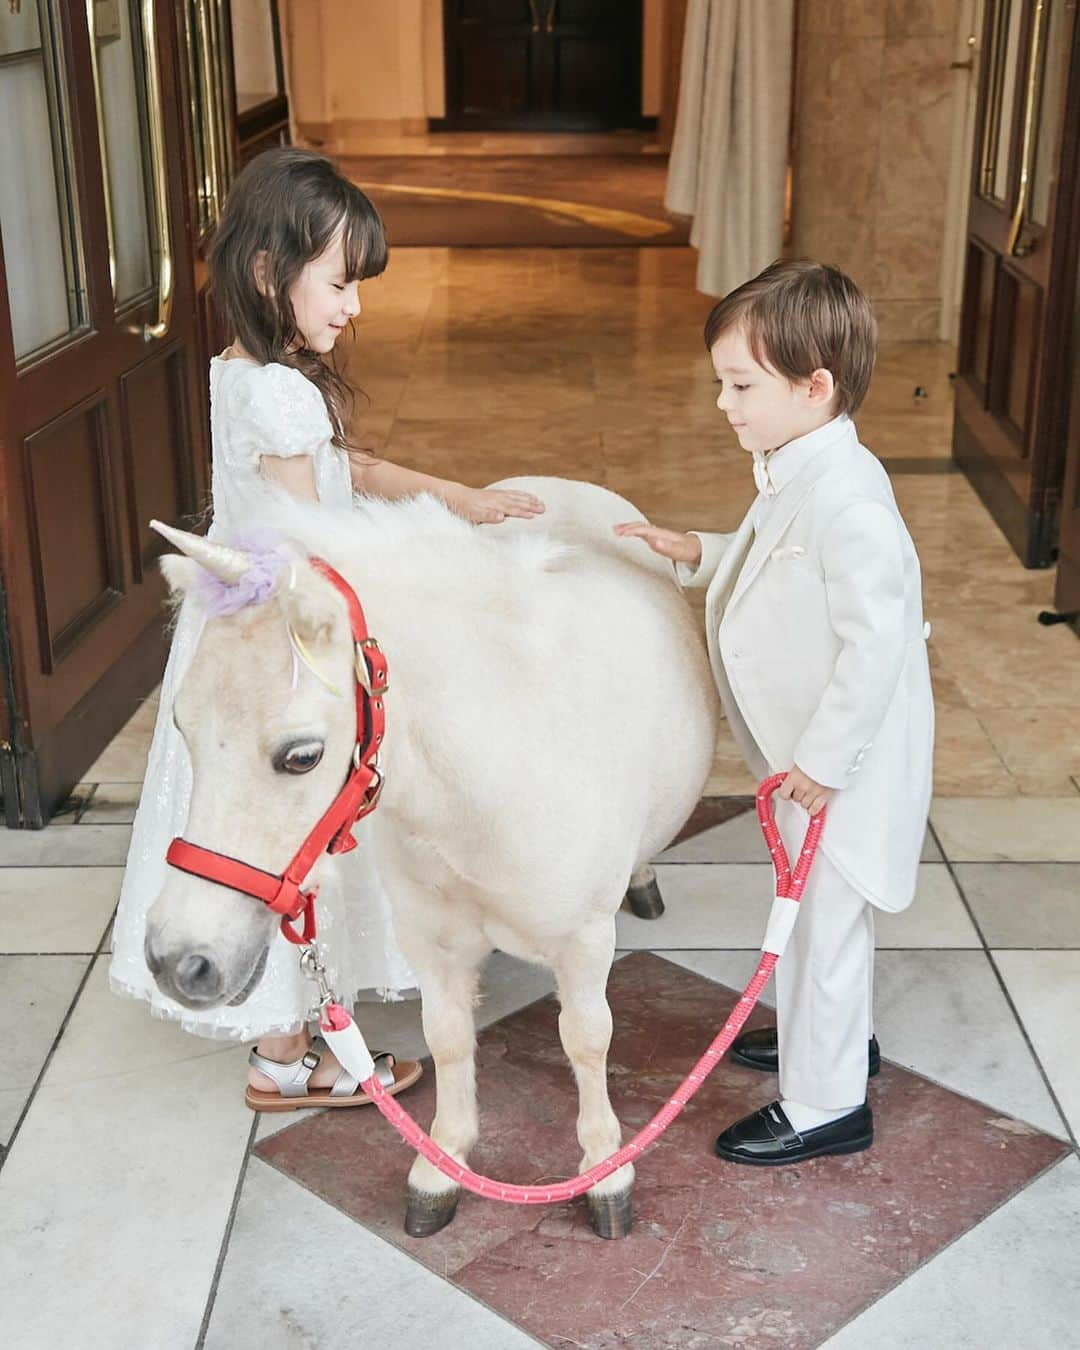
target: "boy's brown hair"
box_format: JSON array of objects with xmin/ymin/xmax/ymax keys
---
[{"xmin": 703, "ymin": 259, "xmax": 877, "ymax": 414}]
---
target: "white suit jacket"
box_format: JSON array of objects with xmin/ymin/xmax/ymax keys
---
[{"xmin": 681, "ymin": 416, "xmax": 934, "ymax": 912}]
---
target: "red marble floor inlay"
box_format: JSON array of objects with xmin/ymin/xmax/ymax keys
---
[{"xmin": 256, "ymin": 954, "xmax": 1067, "ymax": 1349}]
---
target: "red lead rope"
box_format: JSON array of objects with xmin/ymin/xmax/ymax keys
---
[
  {"xmin": 165, "ymin": 558, "xmax": 388, "ymax": 945},
  {"xmin": 320, "ymin": 775, "xmax": 826, "ymax": 1206}
]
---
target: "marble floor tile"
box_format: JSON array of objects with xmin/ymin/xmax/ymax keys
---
[
  {"xmin": 257, "ymin": 955, "xmax": 1066, "ymax": 1350},
  {"xmin": 955, "ymin": 864, "xmax": 1080, "ymax": 948},
  {"xmin": 0, "ymin": 867, "xmax": 120, "ymax": 954},
  {"xmin": 663, "ymin": 948, "xmax": 1065, "ymax": 1137},
  {"xmin": 0, "ymin": 959, "xmax": 252, "ymax": 1350},
  {"xmin": 995, "ymin": 950, "xmax": 1080, "ymax": 1139},
  {"xmin": 871, "ymin": 950, "xmax": 1066, "ymax": 1136},
  {"xmin": 79, "ymin": 782, "xmax": 141, "ymax": 825},
  {"xmin": 927, "ymin": 603, "xmax": 1080, "ymax": 713},
  {"xmin": 0, "ymin": 822, "xmax": 132, "ymax": 867},
  {"xmin": 977, "ymin": 704, "xmax": 1080, "ymax": 796},
  {"xmin": 82, "ymin": 728, "xmax": 153, "ymax": 783},
  {"xmin": 620, "ymin": 864, "xmax": 976, "ymax": 952},
  {"xmin": 930, "ymin": 704, "xmax": 1016, "ymax": 796},
  {"xmin": 932, "ymin": 796, "xmax": 1080, "ymax": 861},
  {"xmin": 934, "ymin": 793, "xmax": 1080, "ymax": 858},
  {"xmin": 822, "ymin": 1157, "xmax": 1080, "ymax": 1349},
  {"xmin": 203, "ymin": 1158, "xmax": 541, "ymax": 1350},
  {"xmin": 0, "ymin": 954, "xmax": 90, "ymax": 1147}
]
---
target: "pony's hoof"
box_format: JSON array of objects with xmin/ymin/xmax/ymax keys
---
[
  {"xmin": 587, "ymin": 1188, "xmax": 634, "ymax": 1240},
  {"xmin": 404, "ymin": 1187, "xmax": 460, "ymax": 1237},
  {"xmin": 625, "ymin": 875, "xmax": 665, "ymax": 920}
]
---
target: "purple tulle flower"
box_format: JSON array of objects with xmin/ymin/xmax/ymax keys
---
[{"xmin": 192, "ymin": 527, "xmax": 294, "ymax": 618}]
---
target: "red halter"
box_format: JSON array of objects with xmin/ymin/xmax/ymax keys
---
[{"xmin": 164, "ymin": 558, "xmax": 387, "ymax": 945}]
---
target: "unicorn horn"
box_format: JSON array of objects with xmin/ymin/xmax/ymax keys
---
[{"xmin": 149, "ymin": 520, "xmax": 252, "ymax": 585}]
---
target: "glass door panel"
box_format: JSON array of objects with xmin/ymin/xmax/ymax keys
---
[
  {"xmin": 230, "ymin": 0, "xmax": 282, "ymax": 116},
  {"xmin": 1029, "ymin": 0, "xmax": 1069, "ymax": 226},
  {"xmin": 87, "ymin": 0, "xmax": 157, "ymax": 309},
  {"xmin": 0, "ymin": 0, "xmax": 87, "ymax": 361}
]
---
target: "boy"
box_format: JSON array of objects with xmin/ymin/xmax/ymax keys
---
[{"xmin": 615, "ymin": 259, "xmax": 934, "ymax": 1163}]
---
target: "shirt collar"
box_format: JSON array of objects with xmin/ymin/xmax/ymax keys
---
[{"xmin": 752, "ymin": 414, "xmax": 854, "ymax": 497}]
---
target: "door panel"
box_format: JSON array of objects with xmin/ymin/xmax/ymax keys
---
[
  {"xmin": 119, "ymin": 344, "xmax": 199, "ymax": 584},
  {"xmin": 953, "ymin": 0, "xmax": 1079, "ymax": 566},
  {"xmin": 0, "ymin": 0, "xmax": 208, "ymax": 825},
  {"xmin": 23, "ymin": 394, "xmax": 123, "ymax": 676},
  {"xmin": 443, "ymin": 0, "xmax": 644, "ymax": 131}
]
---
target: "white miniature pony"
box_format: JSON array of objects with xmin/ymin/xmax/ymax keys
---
[{"xmin": 145, "ymin": 478, "xmax": 718, "ymax": 1238}]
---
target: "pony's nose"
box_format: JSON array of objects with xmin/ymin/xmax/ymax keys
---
[{"xmin": 171, "ymin": 952, "xmax": 224, "ymax": 1003}]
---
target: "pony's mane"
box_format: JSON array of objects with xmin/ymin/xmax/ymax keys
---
[
  {"xmin": 258, "ymin": 492, "xmax": 574, "ymax": 588},
  {"xmin": 166, "ymin": 493, "xmax": 574, "ymax": 629}
]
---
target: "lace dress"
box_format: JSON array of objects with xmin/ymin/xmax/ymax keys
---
[{"xmin": 109, "ymin": 358, "xmax": 416, "ymax": 1040}]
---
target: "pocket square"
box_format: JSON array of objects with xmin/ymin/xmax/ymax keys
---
[{"xmin": 770, "ymin": 545, "xmax": 807, "ymax": 561}]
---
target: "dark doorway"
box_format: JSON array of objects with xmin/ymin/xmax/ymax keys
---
[{"xmin": 441, "ymin": 0, "xmax": 644, "ymax": 131}]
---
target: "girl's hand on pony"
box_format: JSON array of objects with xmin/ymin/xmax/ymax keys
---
[
  {"xmin": 447, "ymin": 485, "xmax": 546, "ymax": 524},
  {"xmin": 778, "ymin": 766, "xmax": 834, "ymax": 817},
  {"xmin": 613, "ymin": 521, "xmax": 703, "ymax": 567}
]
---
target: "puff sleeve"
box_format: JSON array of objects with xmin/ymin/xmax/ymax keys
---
[{"xmin": 223, "ymin": 363, "xmax": 333, "ymax": 471}]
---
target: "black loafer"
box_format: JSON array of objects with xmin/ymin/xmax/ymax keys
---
[
  {"xmin": 731, "ymin": 1027, "xmax": 881, "ymax": 1078},
  {"xmin": 714, "ymin": 1099, "xmax": 873, "ymax": 1166}
]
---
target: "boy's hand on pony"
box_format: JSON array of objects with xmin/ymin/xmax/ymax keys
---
[
  {"xmin": 613, "ymin": 521, "xmax": 703, "ymax": 566},
  {"xmin": 778, "ymin": 766, "xmax": 834, "ymax": 817},
  {"xmin": 447, "ymin": 484, "xmax": 547, "ymax": 524}
]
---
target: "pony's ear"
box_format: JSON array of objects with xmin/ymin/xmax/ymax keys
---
[
  {"xmin": 159, "ymin": 554, "xmax": 202, "ymax": 599},
  {"xmin": 280, "ymin": 562, "xmax": 347, "ymax": 645}
]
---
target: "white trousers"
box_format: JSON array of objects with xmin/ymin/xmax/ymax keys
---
[{"xmin": 773, "ymin": 801, "xmax": 875, "ymax": 1111}]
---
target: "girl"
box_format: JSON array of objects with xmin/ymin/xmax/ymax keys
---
[{"xmin": 109, "ymin": 147, "xmax": 544, "ymax": 1109}]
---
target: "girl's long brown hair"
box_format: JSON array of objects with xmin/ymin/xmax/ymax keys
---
[{"xmin": 209, "ymin": 147, "xmax": 388, "ymax": 448}]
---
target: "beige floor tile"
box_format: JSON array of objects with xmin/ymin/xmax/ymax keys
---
[
  {"xmin": 978, "ymin": 705, "xmax": 1080, "ymax": 796},
  {"xmin": 931, "ymin": 704, "xmax": 1015, "ymax": 796},
  {"xmin": 931, "ymin": 797, "xmax": 1080, "ymax": 862}
]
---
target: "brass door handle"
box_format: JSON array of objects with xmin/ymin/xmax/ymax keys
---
[
  {"xmin": 141, "ymin": 0, "xmax": 173, "ymax": 339},
  {"xmin": 1006, "ymin": 0, "xmax": 1046, "ymax": 257},
  {"xmin": 85, "ymin": 0, "xmax": 117, "ymax": 298},
  {"xmin": 545, "ymin": 0, "xmax": 557, "ymax": 33},
  {"xmin": 528, "ymin": 0, "xmax": 540, "ymax": 32}
]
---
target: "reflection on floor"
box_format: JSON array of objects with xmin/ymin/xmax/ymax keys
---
[
  {"xmin": 2, "ymin": 246, "xmax": 1078, "ymax": 1349},
  {"xmin": 342, "ymin": 155, "xmax": 690, "ymax": 247}
]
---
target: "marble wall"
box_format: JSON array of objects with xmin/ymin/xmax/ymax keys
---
[{"xmin": 791, "ymin": 0, "xmax": 959, "ymax": 339}]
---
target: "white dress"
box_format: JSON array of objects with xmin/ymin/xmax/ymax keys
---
[{"xmin": 109, "ymin": 358, "xmax": 416, "ymax": 1040}]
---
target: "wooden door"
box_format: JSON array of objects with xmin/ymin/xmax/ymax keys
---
[
  {"xmin": 953, "ymin": 0, "xmax": 1080, "ymax": 567},
  {"xmin": 0, "ymin": 0, "xmax": 208, "ymax": 826},
  {"xmin": 442, "ymin": 0, "xmax": 643, "ymax": 131},
  {"xmin": 1051, "ymin": 14, "xmax": 1080, "ymax": 630}
]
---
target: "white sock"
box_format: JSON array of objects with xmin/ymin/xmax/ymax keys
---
[{"xmin": 780, "ymin": 1098, "xmax": 861, "ymax": 1133}]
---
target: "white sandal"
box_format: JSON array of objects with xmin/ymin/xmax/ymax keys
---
[{"xmin": 244, "ymin": 1036, "xmax": 423, "ymax": 1112}]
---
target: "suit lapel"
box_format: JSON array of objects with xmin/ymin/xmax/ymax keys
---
[
  {"xmin": 726, "ymin": 432, "xmax": 855, "ymax": 615},
  {"xmin": 705, "ymin": 513, "xmax": 755, "ymax": 629}
]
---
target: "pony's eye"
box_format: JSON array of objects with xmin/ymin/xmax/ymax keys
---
[{"xmin": 275, "ymin": 743, "xmax": 325, "ymax": 775}]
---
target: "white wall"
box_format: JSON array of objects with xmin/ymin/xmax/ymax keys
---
[{"xmin": 283, "ymin": 0, "xmax": 665, "ymax": 128}]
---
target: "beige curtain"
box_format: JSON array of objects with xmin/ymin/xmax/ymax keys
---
[{"xmin": 665, "ymin": 0, "xmax": 794, "ymax": 297}]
